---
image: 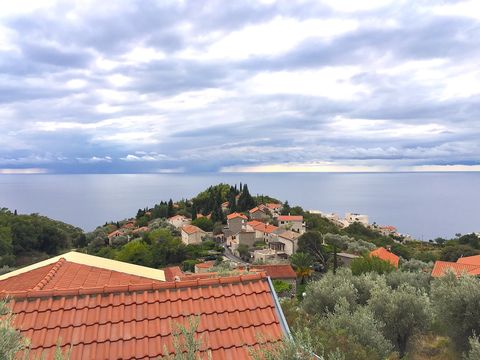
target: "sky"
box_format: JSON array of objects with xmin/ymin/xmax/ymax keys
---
[{"xmin": 0, "ymin": 0, "xmax": 480, "ymax": 174}]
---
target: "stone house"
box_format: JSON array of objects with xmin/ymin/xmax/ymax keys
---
[
  {"xmin": 278, "ymin": 215, "xmax": 306, "ymax": 234},
  {"xmin": 181, "ymin": 225, "xmax": 206, "ymax": 245}
]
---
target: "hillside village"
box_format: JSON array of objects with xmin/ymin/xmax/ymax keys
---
[{"xmin": 2, "ymin": 183, "xmax": 480, "ymax": 359}]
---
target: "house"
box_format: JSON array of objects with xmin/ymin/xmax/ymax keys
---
[
  {"xmin": 370, "ymin": 247, "xmax": 399, "ymax": 268},
  {"xmin": 181, "ymin": 224, "xmax": 206, "ymax": 245},
  {"xmin": 194, "ymin": 260, "xmax": 215, "ymax": 273},
  {"xmin": 0, "ymin": 252, "xmax": 289, "ymax": 359},
  {"xmin": 253, "ymin": 248, "xmax": 281, "ymax": 262},
  {"xmin": 278, "ymin": 215, "xmax": 305, "ymax": 234},
  {"xmin": 252, "ymin": 223, "xmax": 279, "ymax": 243},
  {"xmin": 162, "ymin": 266, "xmax": 184, "ymax": 281},
  {"xmin": 132, "ymin": 226, "xmax": 149, "ymax": 235},
  {"xmin": 377, "ymin": 225, "xmax": 397, "ymax": 236},
  {"xmin": 167, "ymin": 214, "xmax": 191, "ymax": 228},
  {"xmin": 246, "ymin": 220, "xmax": 264, "ymax": 230},
  {"xmin": 228, "ymin": 230, "xmax": 256, "ymax": 254},
  {"xmin": 337, "ymin": 252, "xmax": 360, "ymax": 266},
  {"xmin": 345, "ymin": 212, "xmax": 369, "ymax": 226},
  {"xmin": 107, "ymin": 229, "xmax": 126, "ymax": 245},
  {"xmin": 122, "ymin": 221, "xmax": 136, "ymax": 229},
  {"xmin": 431, "ymin": 255, "xmax": 480, "ymax": 277},
  {"xmin": 249, "ymin": 206, "xmax": 269, "ymax": 220},
  {"xmin": 227, "ymin": 212, "xmax": 248, "ymax": 233},
  {"xmin": 266, "ymin": 203, "xmax": 283, "ymax": 216},
  {"xmin": 457, "ymin": 254, "xmax": 480, "ymax": 266},
  {"xmin": 275, "ymin": 230, "xmax": 301, "ymax": 256},
  {"xmin": 251, "ymin": 264, "xmax": 297, "ymax": 295}
]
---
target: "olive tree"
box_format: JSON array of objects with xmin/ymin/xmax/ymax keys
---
[
  {"xmin": 368, "ymin": 284, "xmax": 431, "ymax": 357},
  {"xmin": 302, "ymin": 269, "xmax": 357, "ymax": 315},
  {"xmin": 431, "ymin": 273, "xmax": 480, "ymax": 350}
]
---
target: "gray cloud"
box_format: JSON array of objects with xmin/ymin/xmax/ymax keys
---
[{"xmin": 0, "ymin": 0, "xmax": 479, "ymax": 173}]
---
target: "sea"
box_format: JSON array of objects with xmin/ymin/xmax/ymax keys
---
[{"xmin": 0, "ymin": 172, "xmax": 479, "ymax": 240}]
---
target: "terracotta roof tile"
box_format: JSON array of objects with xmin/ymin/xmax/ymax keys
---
[
  {"xmin": 182, "ymin": 225, "xmax": 205, "ymax": 235},
  {"xmin": 0, "ymin": 259, "xmax": 162, "ymax": 293},
  {"xmin": 266, "ymin": 203, "xmax": 282, "ymax": 209},
  {"xmin": 431, "ymin": 260, "xmax": 480, "ymax": 277},
  {"xmin": 278, "ymin": 215, "xmax": 303, "ymax": 222},
  {"xmin": 247, "ymin": 220, "xmax": 264, "ymax": 228},
  {"xmin": 251, "ymin": 265, "xmax": 297, "ymax": 279},
  {"xmin": 370, "ymin": 247, "xmax": 399, "ymax": 268},
  {"xmin": 253, "ymin": 223, "xmax": 278, "ymax": 234},
  {"xmin": 4, "ymin": 273, "xmax": 285, "ymax": 359},
  {"xmin": 163, "ymin": 266, "xmax": 184, "ymax": 281},
  {"xmin": 456, "ymin": 255, "xmax": 480, "ymax": 266},
  {"xmin": 195, "ymin": 261, "xmax": 215, "ymax": 269},
  {"xmin": 227, "ymin": 212, "xmax": 248, "ymax": 220}
]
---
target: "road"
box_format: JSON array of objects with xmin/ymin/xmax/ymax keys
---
[{"xmin": 222, "ymin": 244, "xmax": 248, "ymax": 265}]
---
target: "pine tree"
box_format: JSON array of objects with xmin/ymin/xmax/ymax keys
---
[{"xmin": 167, "ymin": 199, "xmax": 174, "ymax": 217}]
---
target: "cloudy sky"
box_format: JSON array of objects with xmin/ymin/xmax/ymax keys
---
[{"xmin": 1, "ymin": 0, "xmax": 479, "ymax": 174}]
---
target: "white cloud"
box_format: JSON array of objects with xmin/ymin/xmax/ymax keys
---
[
  {"xmin": 221, "ymin": 162, "xmax": 390, "ymax": 173},
  {"xmin": 0, "ymin": 168, "xmax": 48, "ymax": 174},
  {"xmin": 121, "ymin": 153, "xmax": 167, "ymax": 161},
  {"xmin": 76, "ymin": 156, "xmax": 112, "ymax": 163},
  {"xmin": 182, "ymin": 16, "xmax": 358, "ymax": 60},
  {"xmin": 432, "ymin": 0, "xmax": 480, "ymax": 20},
  {"xmin": 246, "ymin": 67, "xmax": 369, "ymax": 100}
]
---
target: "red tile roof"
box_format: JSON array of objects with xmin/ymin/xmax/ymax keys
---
[
  {"xmin": 4, "ymin": 273, "xmax": 285, "ymax": 359},
  {"xmin": 249, "ymin": 207, "xmax": 266, "ymax": 214},
  {"xmin": 182, "ymin": 224, "xmax": 205, "ymax": 235},
  {"xmin": 195, "ymin": 261, "xmax": 215, "ymax": 269},
  {"xmin": 370, "ymin": 247, "xmax": 399, "ymax": 268},
  {"xmin": 431, "ymin": 260, "xmax": 480, "ymax": 277},
  {"xmin": 132, "ymin": 226, "xmax": 149, "ymax": 234},
  {"xmin": 107, "ymin": 229, "xmax": 124, "ymax": 238},
  {"xmin": 253, "ymin": 223, "xmax": 278, "ymax": 234},
  {"xmin": 168, "ymin": 215, "xmax": 188, "ymax": 221},
  {"xmin": 163, "ymin": 266, "xmax": 184, "ymax": 282},
  {"xmin": 251, "ymin": 265, "xmax": 297, "ymax": 280},
  {"xmin": 278, "ymin": 215, "xmax": 303, "ymax": 222},
  {"xmin": 457, "ymin": 255, "xmax": 480, "ymax": 266},
  {"xmin": 247, "ymin": 220, "xmax": 264, "ymax": 228},
  {"xmin": 266, "ymin": 203, "xmax": 282, "ymax": 209},
  {"xmin": 0, "ymin": 258, "xmax": 162, "ymax": 292},
  {"xmin": 227, "ymin": 212, "xmax": 248, "ymax": 220}
]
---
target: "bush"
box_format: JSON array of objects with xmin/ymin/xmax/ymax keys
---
[
  {"xmin": 401, "ymin": 258, "xmax": 432, "ymax": 272},
  {"xmin": 431, "ymin": 273, "xmax": 480, "ymax": 350},
  {"xmin": 182, "ymin": 259, "xmax": 199, "ymax": 272},
  {"xmin": 321, "ymin": 299, "xmax": 394, "ymax": 359},
  {"xmin": 351, "ymin": 255, "xmax": 395, "ymax": 275},
  {"xmin": 385, "ymin": 270, "xmax": 431, "ymax": 292},
  {"xmin": 115, "ymin": 240, "xmax": 153, "ymax": 267},
  {"xmin": 464, "ymin": 335, "xmax": 480, "ymax": 360},
  {"xmin": 302, "ymin": 270, "xmax": 357, "ymax": 315},
  {"xmin": 368, "ymin": 284, "xmax": 431, "ymax": 357},
  {"xmin": 272, "ymin": 280, "xmax": 292, "ymax": 296}
]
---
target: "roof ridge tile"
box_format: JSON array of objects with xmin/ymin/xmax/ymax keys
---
[
  {"xmin": 2, "ymin": 274, "xmax": 268, "ymax": 300},
  {"xmin": 33, "ymin": 258, "xmax": 67, "ymax": 291}
]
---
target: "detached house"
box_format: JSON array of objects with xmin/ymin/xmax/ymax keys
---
[
  {"xmin": 181, "ymin": 224, "xmax": 206, "ymax": 245},
  {"xmin": 432, "ymin": 255, "xmax": 480, "ymax": 277},
  {"xmin": 167, "ymin": 214, "xmax": 191, "ymax": 229},
  {"xmin": 249, "ymin": 206, "xmax": 269, "ymax": 221},
  {"xmin": 266, "ymin": 203, "xmax": 283, "ymax": 217},
  {"xmin": 278, "ymin": 215, "xmax": 306, "ymax": 234},
  {"xmin": 227, "ymin": 212, "xmax": 248, "ymax": 233},
  {"xmin": 274, "ymin": 230, "xmax": 301, "ymax": 256},
  {"xmin": 370, "ymin": 247, "xmax": 399, "ymax": 268}
]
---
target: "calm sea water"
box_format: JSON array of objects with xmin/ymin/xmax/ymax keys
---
[{"xmin": 0, "ymin": 172, "xmax": 479, "ymax": 240}]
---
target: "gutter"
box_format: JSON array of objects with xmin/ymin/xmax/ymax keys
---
[{"xmin": 266, "ymin": 276, "xmax": 292, "ymax": 339}]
